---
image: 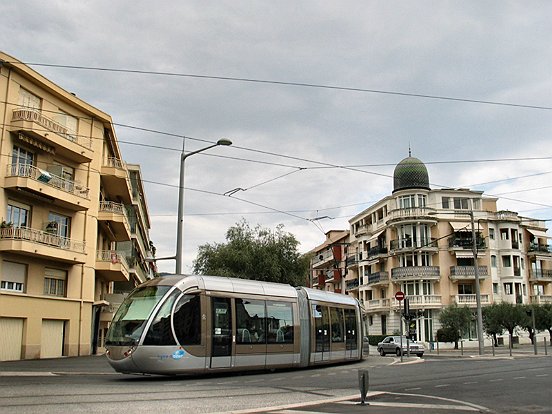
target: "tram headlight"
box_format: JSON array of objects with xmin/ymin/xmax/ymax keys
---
[{"xmin": 123, "ymin": 344, "xmax": 138, "ymax": 358}]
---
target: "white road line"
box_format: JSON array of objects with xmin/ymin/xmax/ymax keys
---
[
  {"xmin": 489, "ymin": 379, "xmax": 504, "ymax": 382},
  {"xmin": 435, "ymin": 384, "xmax": 450, "ymax": 388},
  {"xmin": 536, "ymin": 374, "xmax": 548, "ymax": 377},
  {"xmin": 513, "ymin": 376, "xmax": 526, "ymax": 379},
  {"xmin": 463, "ymin": 381, "xmax": 478, "ymax": 385}
]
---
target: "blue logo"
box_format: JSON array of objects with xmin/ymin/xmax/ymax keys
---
[{"xmin": 172, "ymin": 349, "xmax": 185, "ymax": 360}]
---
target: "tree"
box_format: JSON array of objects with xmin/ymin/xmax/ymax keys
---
[
  {"xmin": 482, "ymin": 304, "xmax": 504, "ymax": 347},
  {"xmin": 193, "ymin": 220, "xmax": 309, "ymax": 286},
  {"xmin": 484, "ymin": 303, "xmax": 526, "ymax": 348},
  {"xmin": 534, "ymin": 303, "xmax": 552, "ymax": 346},
  {"xmin": 438, "ymin": 305, "xmax": 473, "ymax": 349}
]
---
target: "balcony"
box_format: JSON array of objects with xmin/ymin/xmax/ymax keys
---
[
  {"xmin": 391, "ymin": 266, "xmax": 440, "ymax": 281},
  {"xmin": 101, "ymin": 158, "xmax": 132, "ymax": 204},
  {"xmin": 528, "ymin": 243, "xmax": 551, "ymax": 256},
  {"xmin": 98, "ymin": 201, "xmax": 131, "ymax": 241},
  {"xmin": 367, "ymin": 298, "xmax": 390, "ymax": 310},
  {"xmin": 392, "ymin": 295, "xmax": 442, "ymax": 308},
  {"xmin": 4, "ymin": 164, "xmax": 90, "ymax": 211},
  {"xmin": 346, "ymin": 278, "xmax": 359, "ymax": 291},
  {"xmin": 530, "ymin": 295, "xmax": 552, "ymax": 305},
  {"xmin": 95, "ymin": 250, "xmax": 130, "ymax": 282},
  {"xmin": 453, "ymin": 294, "xmax": 491, "ymax": 306},
  {"xmin": 390, "ymin": 238, "xmax": 438, "ymax": 252},
  {"xmin": 10, "ymin": 108, "xmax": 93, "ymax": 163},
  {"xmin": 0, "ymin": 226, "xmax": 86, "ymax": 264},
  {"xmin": 529, "ymin": 269, "xmax": 552, "ymax": 282},
  {"xmin": 448, "ymin": 236, "xmax": 486, "ymax": 251},
  {"xmin": 367, "ymin": 246, "xmax": 388, "ymax": 259},
  {"xmin": 449, "ymin": 266, "xmax": 489, "ymax": 280},
  {"xmin": 366, "ymin": 271, "xmax": 389, "ymax": 285},
  {"xmin": 325, "ymin": 269, "xmax": 342, "ymax": 282},
  {"xmin": 386, "ymin": 207, "xmax": 437, "ymax": 223}
]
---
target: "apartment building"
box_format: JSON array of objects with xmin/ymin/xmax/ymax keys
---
[
  {"xmin": 0, "ymin": 52, "xmax": 155, "ymax": 361},
  {"xmin": 310, "ymin": 154, "xmax": 551, "ymax": 345},
  {"xmin": 309, "ymin": 230, "xmax": 349, "ymax": 293}
]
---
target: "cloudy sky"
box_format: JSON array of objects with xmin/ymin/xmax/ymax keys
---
[{"xmin": 3, "ymin": 1, "xmax": 551, "ymax": 273}]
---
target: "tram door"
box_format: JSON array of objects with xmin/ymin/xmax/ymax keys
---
[
  {"xmin": 211, "ymin": 297, "xmax": 232, "ymax": 368},
  {"xmin": 312, "ymin": 304, "xmax": 330, "ymax": 362},
  {"xmin": 345, "ymin": 309, "xmax": 358, "ymax": 359}
]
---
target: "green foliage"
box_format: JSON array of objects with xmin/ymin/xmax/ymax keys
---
[
  {"xmin": 482, "ymin": 304, "xmax": 504, "ymax": 337},
  {"xmin": 367, "ymin": 335, "xmax": 387, "ymax": 346},
  {"xmin": 192, "ymin": 219, "xmax": 309, "ymax": 286},
  {"xmin": 439, "ymin": 304, "xmax": 473, "ymax": 334},
  {"xmin": 436, "ymin": 327, "xmax": 460, "ymax": 343}
]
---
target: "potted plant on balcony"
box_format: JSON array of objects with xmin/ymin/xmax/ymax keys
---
[
  {"xmin": 1, "ymin": 220, "xmax": 13, "ymax": 228},
  {"xmin": 45, "ymin": 221, "xmax": 58, "ymax": 234}
]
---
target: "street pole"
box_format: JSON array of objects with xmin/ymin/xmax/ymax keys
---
[
  {"xmin": 470, "ymin": 210, "xmax": 485, "ymax": 355},
  {"xmin": 175, "ymin": 138, "xmax": 232, "ymax": 274}
]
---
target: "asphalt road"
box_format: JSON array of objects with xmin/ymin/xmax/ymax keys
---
[{"xmin": 0, "ymin": 351, "xmax": 550, "ymax": 413}]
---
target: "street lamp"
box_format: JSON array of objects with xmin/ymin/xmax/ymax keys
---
[
  {"xmin": 175, "ymin": 138, "xmax": 232, "ymax": 274},
  {"xmin": 430, "ymin": 209, "xmax": 485, "ymax": 355}
]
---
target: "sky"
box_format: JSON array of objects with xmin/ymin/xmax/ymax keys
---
[{"xmin": 2, "ymin": 1, "xmax": 551, "ymax": 273}]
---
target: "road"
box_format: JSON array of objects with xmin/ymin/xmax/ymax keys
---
[{"xmin": 0, "ymin": 354, "xmax": 550, "ymax": 413}]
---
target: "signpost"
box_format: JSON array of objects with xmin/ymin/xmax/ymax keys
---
[{"xmin": 395, "ymin": 292, "xmax": 405, "ymax": 362}]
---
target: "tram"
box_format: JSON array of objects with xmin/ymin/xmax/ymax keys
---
[{"xmin": 105, "ymin": 274, "xmax": 363, "ymax": 375}]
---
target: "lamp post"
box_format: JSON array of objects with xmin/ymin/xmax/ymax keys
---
[
  {"xmin": 175, "ymin": 138, "xmax": 232, "ymax": 274},
  {"xmin": 430, "ymin": 209, "xmax": 485, "ymax": 355}
]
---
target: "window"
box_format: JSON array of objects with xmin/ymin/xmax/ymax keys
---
[
  {"xmin": 442, "ymin": 197, "xmax": 450, "ymax": 209},
  {"xmin": 236, "ymin": 299, "xmax": 266, "ymax": 343},
  {"xmin": 18, "ymin": 88, "xmax": 41, "ymax": 109},
  {"xmin": 44, "ymin": 268, "xmax": 67, "ymax": 296},
  {"xmin": 143, "ymin": 290, "xmax": 179, "ymax": 345},
  {"xmin": 7, "ymin": 202, "xmax": 30, "ymax": 227},
  {"xmin": 489, "ymin": 228, "xmax": 495, "ymax": 240},
  {"xmin": 47, "ymin": 213, "xmax": 70, "ymax": 237},
  {"xmin": 504, "ymin": 283, "xmax": 513, "ymax": 295},
  {"xmin": 458, "ymin": 284, "xmax": 474, "ymax": 295},
  {"xmin": 1, "ymin": 261, "xmax": 27, "ymax": 292},
  {"xmin": 173, "ymin": 294, "xmax": 201, "ymax": 345},
  {"xmin": 266, "ymin": 301, "xmax": 293, "ymax": 344},
  {"xmin": 418, "ymin": 194, "xmax": 427, "ymax": 208},
  {"xmin": 399, "ymin": 195, "xmax": 415, "ymax": 209},
  {"xmin": 500, "ymin": 229, "xmax": 509, "ymax": 240},
  {"xmin": 493, "ymin": 283, "xmax": 499, "ymax": 294},
  {"xmin": 11, "ymin": 146, "xmax": 34, "ymax": 176},
  {"xmin": 472, "ymin": 199, "xmax": 481, "ymax": 210},
  {"xmin": 491, "ymin": 255, "xmax": 497, "ymax": 267},
  {"xmin": 453, "ymin": 197, "xmax": 470, "ymax": 210},
  {"xmin": 54, "ymin": 110, "xmax": 78, "ymax": 141},
  {"xmin": 502, "ymin": 255, "xmax": 511, "ymax": 267},
  {"xmin": 330, "ymin": 307, "xmax": 344, "ymax": 343}
]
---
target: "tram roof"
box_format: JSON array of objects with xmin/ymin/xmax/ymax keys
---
[{"xmin": 301, "ymin": 287, "xmax": 359, "ymax": 306}]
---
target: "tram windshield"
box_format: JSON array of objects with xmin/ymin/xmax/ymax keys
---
[{"xmin": 106, "ymin": 285, "xmax": 171, "ymax": 346}]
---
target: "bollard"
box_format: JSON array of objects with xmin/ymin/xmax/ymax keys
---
[
  {"xmin": 545, "ymin": 338, "xmax": 548, "ymax": 356},
  {"xmin": 358, "ymin": 369, "xmax": 369, "ymax": 405}
]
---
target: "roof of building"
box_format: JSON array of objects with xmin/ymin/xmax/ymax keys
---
[{"xmin": 393, "ymin": 155, "xmax": 430, "ymax": 193}]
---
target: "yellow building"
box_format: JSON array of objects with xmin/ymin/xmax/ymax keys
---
[{"xmin": 0, "ymin": 52, "xmax": 155, "ymax": 361}]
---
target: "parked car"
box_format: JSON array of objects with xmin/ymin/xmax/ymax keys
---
[{"xmin": 377, "ymin": 336, "xmax": 424, "ymax": 357}]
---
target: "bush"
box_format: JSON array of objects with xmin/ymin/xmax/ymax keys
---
[
  {"xmin": 366, "ymin": 335, "xmax": 388, "ymax": 346},
  {"xmin": 436, "ymin": 327, "xmax": 459, "ymax": 343}
]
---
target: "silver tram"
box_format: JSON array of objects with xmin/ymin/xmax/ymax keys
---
[{"xmin": 105, "ymin": 274, "xmax": 363, "ymax": 375}]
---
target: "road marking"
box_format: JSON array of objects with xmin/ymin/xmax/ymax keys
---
[
  {"xmin": 310, "ymin": 374, "xmax": 321, "ymax": 378},
  {"xmin": 0, "ymin": 371, "xmax": 57, "ymax": 377},
  {"xmin": 435, "ymin": 384, "xmax": 450, "ymax": 388},
  {"xmin": 463, "ymin": 381, "xmax": 478, "ymax": 385},
  {"xmin": 489, "ymin": 379, "xmax": 504, "ymax": 382},
  {"xmin": 404, "ymin": 387, "xmax": 421, "ymax": 391},
  {"xmin": 536, "ymin": 374, "xmax": 548, "ymax": 377},
  {"xmin": 513, "ymin": 376, "xmax": 526, "ymax": 379}
]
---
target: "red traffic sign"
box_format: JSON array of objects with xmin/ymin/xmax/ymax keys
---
[{"xmin": 395, "ymin": 291, "xmax": 405, "ymax": 301}]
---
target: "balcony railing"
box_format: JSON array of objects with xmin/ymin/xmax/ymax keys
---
[
  {"xmin": 366, "ymin": 271, "xmax": 389, "ymax": 285},
  {"xmin": 392, "ymin": 295, "xmax": 441, "ymax": 307},
  {"xmin": 12, "ymin": 108, "xmax": 92, "ymax": 149},
  {"xmin": 6, "ymin": 164, "xmax": 89, "ymax": 198},
  {"xmin": 391, "ymin": 266, "xmax": 440, "ymax": 281},
  {"xmin": 100, "ymin": 201, "xmax": 129, "ymax": 219},
  {"xmin": 386, "ymin": 207, "xmax": 437, "ymax": 221},
  {"xmin": 530, "ymin": 295, "xmax": 552, "ymax": 305},
  {"xmin": 448, "ymin": 236, "xmax": 486, "ymax": 250},
  {"xmin": 367, "ymin": 246, "xmax": 388, "ymax": 258},
  {"xmin": 96, "ymin": 250, "xmax": 129, "ymax": 267},
  {"xmin": 346, "ymin": 279, "xmax": 359, "ymax": 290},
  {"xmin": 367, "ymin": 298, "xmax": 390, "ymax": 309},
  {"xmin": 454, "ymin": 294, "xmax": 490, "ymax": 305},
  {"xmin": 530, "ymin": 269, "xmax": 552, "ymax": 280},
  {"xmin": 528, "ymin": 243, "xmax": 551, "ymax": 254},
  {"xmin": 0, "ymin": 226, "xmax": 85, "ymax": 253},
  {"xmin": 450, "ymin": 266, "xmax": 489, "ymax": 279}
]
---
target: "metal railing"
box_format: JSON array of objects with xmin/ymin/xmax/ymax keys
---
[
  {"xmin": 6, "ymin": 164, "xmax": 89, "ymax": 198},
  {"xmin": 455, "ymin": 294, "xmax": 490, "ymax": 305},
  {"xmin": 96, "ymin": 250, "xmax": 129, "ymax": 268},
  {"xmin": 391, "ymin": 266, "xmax": 441, "ymax": 280},
  {"xmin": 12, "ymin": 108, "xmax": 92, "ymax": 149},
  {"xmin": 0, "ymin": 226, "xmax": 85, "ymax": 253},
  {"xmin": 366, "ymin": 271, "xmax": 389, "ymax": 285},
  {"xmin": 450, "ymin": 266, "xmax": 489, "ymax": 278}
]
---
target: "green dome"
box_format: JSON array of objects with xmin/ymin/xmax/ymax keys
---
[{"xmin": 393, "ymin": 156, "xmax": 430, "ymax": 193}]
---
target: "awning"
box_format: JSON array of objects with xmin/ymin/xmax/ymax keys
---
[
  {"xmin": 526, "ymin": 228, "xmax": 551, "ymax": 239},
  {"xmin": 450, "ymin": 222, "xmax": 471, "ymax": 232},
  {"xmin": 454, "ymin": 250, "xmax": 484, "ymax": 258},
  {"xmin": 368, "ymin": 229, "xmax": 385, "ymax": 242},
  {"xmin": 17, "ymin": 133, "xmax": 56, "ymax": 155}
]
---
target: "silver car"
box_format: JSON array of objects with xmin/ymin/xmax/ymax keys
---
[{"xmin": 377, "ymin": 336, "xmax": 424, "ymax": 357}]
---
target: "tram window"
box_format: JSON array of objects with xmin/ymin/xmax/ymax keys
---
[
  {"xmin": 345, "ymin": 308, "xmax": 358, "ymax": 349},
  {"xmin": 236, "ymin": 299, "xmax": 266, "ymax": 343},
  {"xmin": 330, "ymin": 307, "xmax": 344, "ymax": 343},
  {"xmin": 266, "ymin": 301, "xmax": 293, "ymax": 344},
  {"xmin": 173, "ymin": 294, "xmax": 201, "ymax": 345},
  {"xmin": 143, "ymin": 290, "xmax": 179, "ymax": 345}
]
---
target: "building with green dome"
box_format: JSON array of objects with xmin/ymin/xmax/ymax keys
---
[{"xmin": 309, "ymin": 154, "xmax": 551, "ymax": 349}]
